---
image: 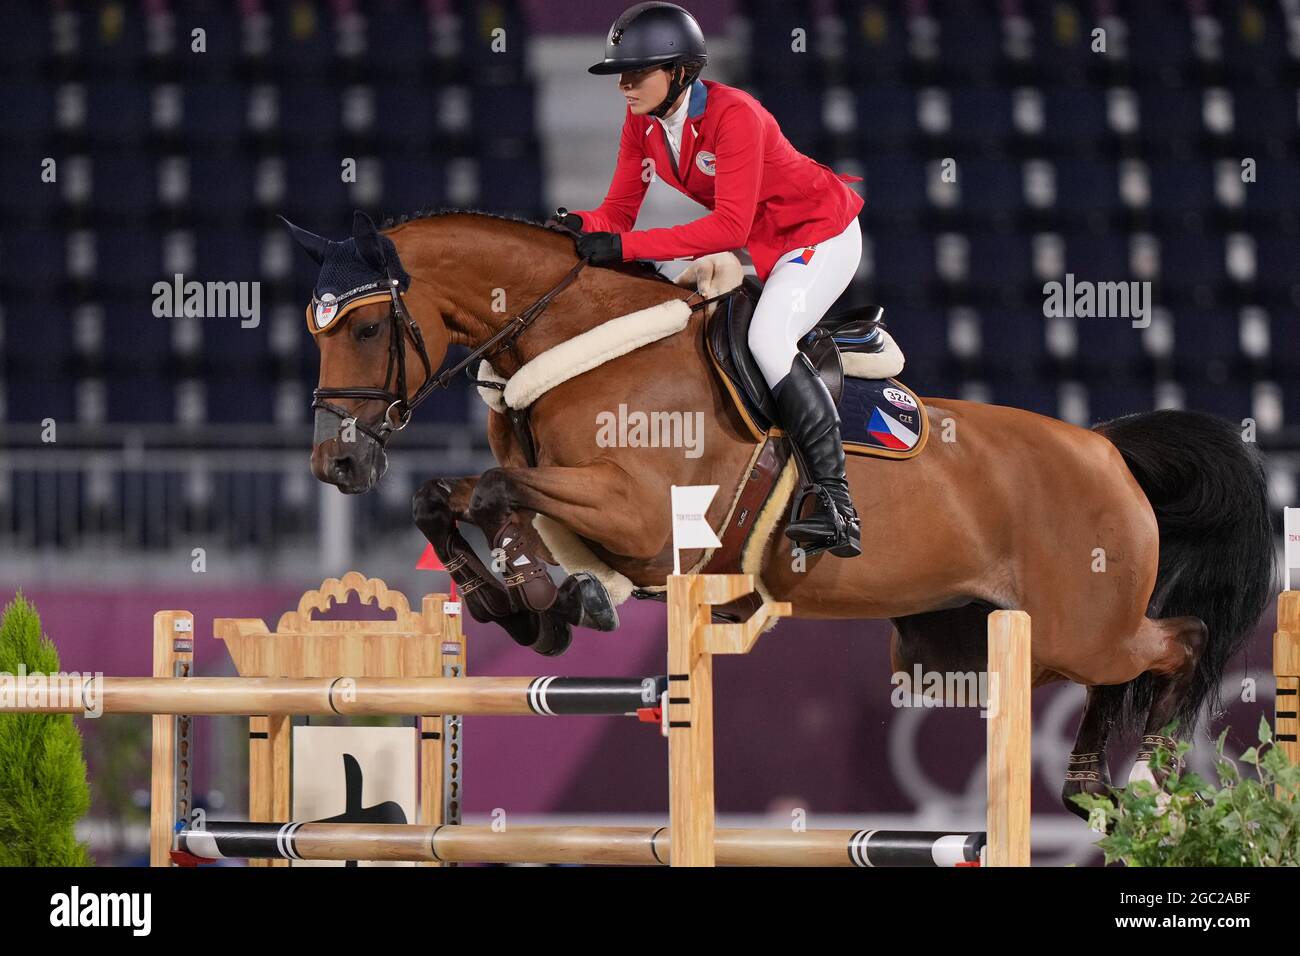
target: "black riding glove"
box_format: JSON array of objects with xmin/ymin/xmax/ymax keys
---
[
  {"xmin": 544, "ymin": 208, "xmax": 585, "ymax": 232},
  {"xmin": 575, "ymin": 231, "xmax": 622, "ymax": 264}
]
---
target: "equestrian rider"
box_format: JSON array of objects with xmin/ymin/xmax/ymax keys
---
[{"xmin": 555, "ymin": 1, "xmax": 866, "ymax": 558}]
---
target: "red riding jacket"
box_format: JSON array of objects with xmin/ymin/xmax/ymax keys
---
[{"xmin": 571, "ymin": 79, "xmax": 864, "ymax": 281}]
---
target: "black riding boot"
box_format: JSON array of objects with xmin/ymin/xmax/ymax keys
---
[{"xmin": 773, "ymin": 353, "xmax": 861, "ymax": 558}]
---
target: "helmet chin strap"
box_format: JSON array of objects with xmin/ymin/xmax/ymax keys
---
[{"xmin": 649, "ymin": 62, "xmax": 699, "ymax": 118}]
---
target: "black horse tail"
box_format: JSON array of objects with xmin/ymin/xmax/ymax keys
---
[{"xmin": 1091, "ymin": 409, "xmax": 1276, "ymax": 739}]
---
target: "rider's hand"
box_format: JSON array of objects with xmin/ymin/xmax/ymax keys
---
[
  {"xmin": 544, "ymin": 208, "xmax": 585, "ymax": 232},
  {"xmin": 574, "ymin": 231, "xmax": 622, "ymax": 264}
]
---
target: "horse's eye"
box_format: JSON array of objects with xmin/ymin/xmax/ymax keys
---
[{"xmin": 358, "ymin": 323, "xmax": 381, "ymax": 339}]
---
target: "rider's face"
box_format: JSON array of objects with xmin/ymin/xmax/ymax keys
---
[{"xmin": 618, "ymin": 65, "xmax": 671, "ymax": 115}]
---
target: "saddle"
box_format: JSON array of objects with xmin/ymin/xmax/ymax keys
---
[{"xmin": 707, "ymin": 277, "xmax": 888, "ymax": 434}]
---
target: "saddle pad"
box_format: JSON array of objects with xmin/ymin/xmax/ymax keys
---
[{"xmin": 839, "ymin": 378, "xmax": 928, "ymax": 459}]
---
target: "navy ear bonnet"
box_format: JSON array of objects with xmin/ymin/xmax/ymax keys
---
[{"xmin": 281, "ymin": 211, "xmax": 412, "ymax": 333}]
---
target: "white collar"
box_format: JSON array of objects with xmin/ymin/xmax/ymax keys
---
[{"xmin": 657, "ymin": 91, "xmax": 690, "ymax": 132}]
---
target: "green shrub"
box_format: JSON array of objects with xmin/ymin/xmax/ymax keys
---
[
  {"xmin": 1072, "ymin": 717, "xmax": 1300, "ymax": 867},
  {"xmin": 0, "ymin": 594, "xmax": 92, "ymax": 866}
]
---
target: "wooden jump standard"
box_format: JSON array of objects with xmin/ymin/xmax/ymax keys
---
[{"xmin": 1278, "ymin": 591, "xmax": 1299, "ymax": 770}]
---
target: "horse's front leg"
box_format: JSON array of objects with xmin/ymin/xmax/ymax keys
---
[
  {"xmin": 467, "ymin": 464, "xmax": 663, "ymax": 632},
  {"xmin": 412, "ymin": 476, "xmax": 572, "ymax": 654}
]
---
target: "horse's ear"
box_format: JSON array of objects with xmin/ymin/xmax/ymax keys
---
[
  {"xmin": 352, "ymin": 211, "xmax": 388, "ymax": 272},
  {"xmin": 279, "ymin": 216, "xmax": 328, "ymax": 265}
]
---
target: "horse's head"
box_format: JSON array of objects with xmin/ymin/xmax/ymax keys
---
[{"xmin": 284, "ymin": 211, "xmax": 449, "ymax": 494}]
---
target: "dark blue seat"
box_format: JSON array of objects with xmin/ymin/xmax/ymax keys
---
[
  {"xmin": 1147, "ymin": 160, "xmax": 1215, "ymax": 219},
  {"xmin": 96, "ymin": 230, "xmax": 164, "ymax": 291},
  {"xmin": 105, "ymin": 378, "xmax": 175, "ymax": 423},
  {"xmin": 1086, "ymin": 382, "xmax": 1157, "ymax": 423},
  {"xmin": 955, "ymin": 161, "xmax": 1021, "ymax": 218},
  {"xmin": 281, "ymin": 152, "xmax": 355, "ymax": 223},
  {"xmin": 870, "ymin": 233, "xmax": 936, "ymax": 292},
  {"xmin": 838, "ymin": 0, "xmax": 908, "ymax": 82},
  {"xmin": 177, "ymin": 1, "xmax": 242, "ymax": 77},
  {"xmin": 86, "ymin": 82, "xmax": 154, "ymax": 143},
  {"xmin": 89, "ymin": 155, "xmax": 157, "ymax": 218},
  {"xmin": 1041, "ymin": 88, "xmax": 1108, "ymax": 147},
  {"xmin": 278, "ymin": 83, "xmax": 343, "ymax": 143},
  {"xmin": 1053, "ymin": 160, "xmax": 1120, "ymax": 217},
  {"xmin": 1170, "ymin": 309, "xmax": 1241, "ymax": 382},
  {"xmin": 862, "ymin": 157, "xmax": 927, "ymax": 217},
  {"xmin": 0, "ymin": 151, "xmax": 58, "ymax": 220},
  {"xmin": 934, "ymin": 2, "xmax": 1002, "ymax": 81},
  {"xmin": 1181, "ymin": 382, "xmax": 1253, "ymax": 421},
  {"xmin": 947, "ymin": 89, "xmax": 1013, "ymax": 145},
  {"xmin": 1157, "ymin": 233, "xmax": 1225, "ymax": 289},
  {"xmin": 1060, "ymin": 232, "xmax": 1128, "ymax": 280},
  {"xmin": 4, "ymin": 375, "xmax": 77, "ymax": 423},
  {"xmin": 374, "ymin": 87, "xmax": 440, "ymax": 150},
  {"xmin": 366, "ymin": 1, "xmax": 433, "ymax": 77},
  {"xmin": 967, "ymin": 234, "xmax": 1033, "ymax": 288},
  {"xmin": 1124, "ymin": 5, "xmax": 1194, "ymax": 82},
  {"xmin": 380, "ymin": 156, "xmax": 448, "ymax": 212},
  {"xmin": 1255, "ymin": 235, "xmax": 1300, "ymax": 303},
  {"xmin": 469, "ymin": 83, "xmax": 536, "ymax": 141},
  {"xmin": 181, "ymin": 82, "xmax": 249, "ymax": 144},
  {"xmin": 80, "ymin": 1, "xmax": 149, "ymax": 73},
  {"xmin": 1220, "ymin": 0, "xmax": 1288, "ymax": 82},
  {"xmin": 1138, "ymin": 89, "xmax": 1204, "ymax": 146},
  {"xmin": 0, "ymin": 5, "xmax": 48, "ymax": 78},
  {"xmin": 1, "ymin": 296, "xmax": 71, "ymax": 377},
  {"xmin": 3, "ymin": 83, "xmax": 55, "ymax": 142},
  {"xmin": 0, "ymin": 230, "xmax": 62, "ymax": 295},
  {"xmin": 757, "ymin": 83, "xmax": 824, "ymax": 156},
  {"xmin": 102, "ymin": 301, "xmax": 173, "ymax": 375},
  {"xmin": 1232, "ymin": 87, "xmax": 1298, "ymax": 147},
  {"xmin": 477, "ymin": 145, "xmax": 542, "ymax": 218},
  {"xmin": 979, "ymin": 309, "xmax": 1047, "ymax": 376},
  {"xmin": 1242, "ymin": 159, "xmax": 1300, "ymax": 218},
  {"xmin": 856, "ymin": 87, "xmax": 918, "ymax": 151},
  {"xmin": 887, "ymin": 308, "xmax": 948, "ymax": 365},
  {"xmin": 452, "ymin": 0, "xmax": 529, "ymax": 81},
  {"xmin": 745, "ymin": 0, "xmax": 820, "ymax": 82},
  {"xmin": 187, "ymin": 155, "xmax": 256, "ymax": 220},
  {"xmin": 1029, "ymin": 9, "xmax": 1095, "ymax": 82},
  {"xmin": 270, "ymin": 0, "xmax": 335, "ymax": 78},
  {"xmin": 987, "ymin": 381, "xmax": 1057, "ymax": 418},
  {"xmin": 204, "ymin": 378, "xmax": 277, "ymax": 423}
]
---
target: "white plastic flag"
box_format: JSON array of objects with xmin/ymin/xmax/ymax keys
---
[
  {"xmin": 1286, "ymin": 507, "xmax": 1300, "ymax": 592},
  {"xmin": 670, "ymin": 485, "xmax": 722, "ymax": 575}
]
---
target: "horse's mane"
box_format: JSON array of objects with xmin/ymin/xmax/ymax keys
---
[{"xmin": 380, "ymin": 207, "xmax": 675, "ymax": 285}]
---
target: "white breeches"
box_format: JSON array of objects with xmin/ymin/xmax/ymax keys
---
[{"xmin": 747, "ymin": 217, "xmax": 863, "ymax": 388}]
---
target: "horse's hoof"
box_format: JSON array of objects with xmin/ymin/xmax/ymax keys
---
[
  {"xmin": 572, "ymin": 572, "xmax": 620, "ymax": 632},
  {"xmin": 532, "ymin": 614, "xmax": 573, "ymax": 657}
]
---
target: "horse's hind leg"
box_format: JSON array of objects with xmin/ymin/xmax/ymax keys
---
[
  {"xmin": 1125, "ymin": 614, "xmax": 1209, "ymax": 790},
  {"xmin": 1061, "ymin": 686, "xmax": 1116, "ymax": 821}
]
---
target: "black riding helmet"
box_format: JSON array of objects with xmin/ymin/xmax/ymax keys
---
[{"xmin": 588, "ymin": 2, "xmax": 707, "ymax": 118}]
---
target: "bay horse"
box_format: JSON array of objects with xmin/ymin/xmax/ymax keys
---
[{"xmin": 289, "ymin": 209, "xmax": 1274, "ymax": 818}]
